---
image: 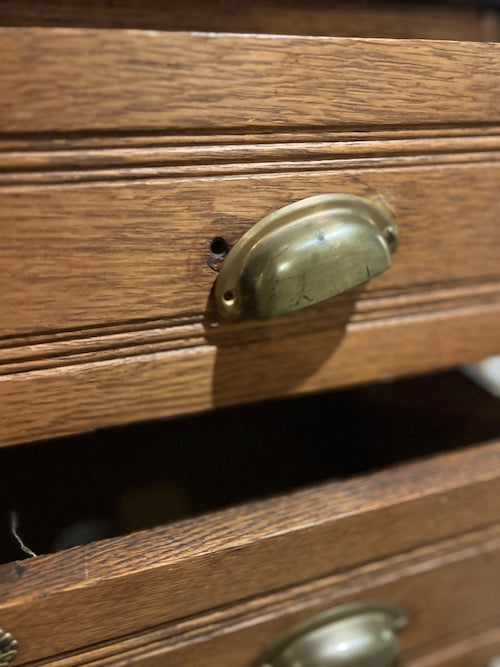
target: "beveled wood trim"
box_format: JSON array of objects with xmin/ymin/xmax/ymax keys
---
[
  {"xmin": 21, "ymin": 527, "xmax": 500, "ymax": 667},
  {"xmin": 2, "ymin": 440, "xmax": 500, "ymax": 662},
  {"xmin": 1, "ymin": 302, "xmax": 499, "ymax": 446},
  {"xmin": 1, "ymin": 279, "xmax": 499, "ymax": 376},
  {"xmin": 1, "ymin": 30, "xmax": 499, "ymax": 133},
  {"xmin": 1, "ymin": 129, "xmax": 500, "ymax": 185},
  {"xmin": 4, "ymin": 126, "xmax": 500, "ymax": 151}
]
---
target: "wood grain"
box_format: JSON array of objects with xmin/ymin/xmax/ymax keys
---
[
  {"xmin": 0, "ymin": 0, "xmax": 493, "ymax": 41},
  {"xmin": 0, "ymin": 16, "xmax": 499, "ymax": 667},
  {"xmin": 1, "ymin": 155, "xmax": 499, "ymax": 443},
  {"xmin": 1, "ymin": 301, "xmax": 500, "ymax": 445},
  {"xmin": 2, "ymin": 440, "xmax": 500, "ymax": 663},
  {"xmin": 0, "ymin": 30, "xmax": 499, "ymax": 133},
  {"xmin": 2, "ymin": 129, "xmax": 500, "ymax": 185},
  {"xmin": 0, "ymin": 28, "xmax": 498, "ymax": 442},
  {"xmin": 412, "ymin": 626, "xmax": 500, "ymax": 666},
  {"xmin": 16, "ymin": 526, "xmax": 500, "ymax": 666},
  {"xmin": 1, "ymin": 163, "xmax": 499, "ymax": 335}
]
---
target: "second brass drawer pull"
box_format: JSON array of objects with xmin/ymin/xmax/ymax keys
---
[
  {"xmin": 214, "ymin": 194, "xmax": 398, "ymax": 320},
  {"xmin": 0, "ymin": 630, "xmax": 18, "ymax": 667},
  {"xmin": 255, "ymin": 601, "xmax": 408, "ymax": 666}
]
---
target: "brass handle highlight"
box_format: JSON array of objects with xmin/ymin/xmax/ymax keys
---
[
  {"xmin": 214, "ymin": 194, "xmax": 397, "ymax": 320},
  {"xmin": 0, "ymin": 629, "xmax": 18, "ymax": 667},
  {"xmin": 255, "ymin": 601, "xmax": 408, "ymax": 666}
]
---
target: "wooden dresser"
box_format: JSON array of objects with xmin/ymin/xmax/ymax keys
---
[{"xmin": 0, "ymin": 1, "xmax": 499, "ymax": 665}]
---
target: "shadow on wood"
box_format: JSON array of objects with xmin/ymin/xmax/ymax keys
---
[{"xmin": 204, "ymin": 286, "xmax": 364, "ymax": 409}]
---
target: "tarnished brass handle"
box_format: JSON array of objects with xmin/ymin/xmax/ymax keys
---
[
  {"xmin": 214, "ymin": 194, "xmax": 397, "ymax": 320},
  {"xmin": 255, "ymin": 601, "xmax": 408, "ymax": 667},
  {"xmin": 0, "ymin": 629, "xmax": 18, "ymax": 667}
]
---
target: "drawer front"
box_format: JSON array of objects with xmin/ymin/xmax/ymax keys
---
[
  {"xmin": 10, "ymin": 528, "xmax": 500, "ymax": 667},
  {"xmin": 412, "ymin": 627, "xmax": 500, "ymax": 666},
  {"xmin": 1, "ymin": 165, "xmax": 500, "ymax": 335},
  {"xmin": 1, "ymin": 29, "xmax": 499, "ymax": 132},
  {"xmin": 53, "ymin": 535, "xmax": 500, "ymax": 667},
  {"xmin": 0, "ymin": 29, "xmax": 499, "ymax": 444},
  {"xmin": 1, "ymin": 441, "xmax": 500, "ymax": 664}
]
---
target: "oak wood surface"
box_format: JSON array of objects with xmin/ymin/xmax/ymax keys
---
[
  {"xmin": 0, "ymin": 17, "xmax": 498, "ymax": 667},
  {"xmin": 0, "ymin": 0, "xmax": 495, "ymax": 41},
  {"xmin": 4, "ymin": 129, "xmax": 500, "ymax": 185},
  {"xmin": 412, "ymin": 626, "xmax": 500, "ymax": 666},
  {"xmin": 16, "ymin": 526, "xmax": 500, "ymax": 667},
  {"xmin": 1, "ymin": 30, "xmax": 499, "ymax": 133},
  {"xmin": 1, "ymin": 440, "xmax": 500, "ymax": 662},
  {"xmin": 0, "ymin": 28, "xmax": 498, "ymax": 442},
  {"xmin": 1, "ymin": 162, "xmax": 499, "ymax": 335},
  {"xmin": 1, "ymin": 156, "xmax": 499, "ymax": 443}
]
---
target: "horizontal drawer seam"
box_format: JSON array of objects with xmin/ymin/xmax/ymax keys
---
[
  {"xmin": 2, "ymin": 133, "xmax": 500, "ymax": 168},
  {"xmin": 1, "ymin": 152, "xmax": 500, "ymax": 186},
  {"xmin": 3, "ymin": 123, "xmax": 500, "ymax": 149},
  {"xmin": 1, "ymin": 282, "xmax": 499, "ymax": 376}
]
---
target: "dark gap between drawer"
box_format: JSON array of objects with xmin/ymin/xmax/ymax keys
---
[{"xmin": 1, "ymin": 369, "xmax": 499, "ymax": 565}]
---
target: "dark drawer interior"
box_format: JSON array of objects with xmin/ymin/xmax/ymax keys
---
[
  {"xmin": 0, "ymin": 0, "xmax": 497, "ymax": 42},
  {"xmin": 2, "ymin": 369, "xmax": 499, "ymax": 565}
]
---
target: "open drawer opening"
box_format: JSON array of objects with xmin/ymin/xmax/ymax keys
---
[
  {"xmin": 1, "ymin": 369, "xmax": 499, "ymax": 565},
  {"xmin": 0, "ymin": 0, "xmax": 498, "ymax": 42}
]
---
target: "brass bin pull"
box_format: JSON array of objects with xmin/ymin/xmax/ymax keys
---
[
  {"xmin": 255, "ymin": 601, "xmax": 408, "ymax": 667},
  {"xmin": 215, "ymin": 194, "xmax": 398, "ymax": 320},
  {"xmin": 0, "ymin": 629, "xmax": 18, "ymax": 667}
]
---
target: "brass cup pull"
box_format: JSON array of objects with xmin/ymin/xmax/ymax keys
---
[
  {"xmin": 255, "ymin": 601, "xmax": 408, "ymax": 667},
  {"xmin": 0, "ymin": 629, "xmax": 18, "ymax": 667},
  {"xmin": 214, "ymin": 194, "xmax": 398, "ymax": 320}
]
